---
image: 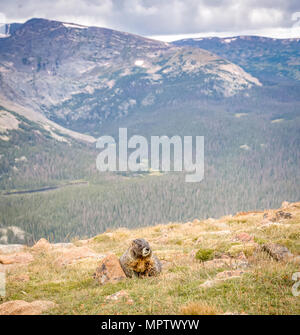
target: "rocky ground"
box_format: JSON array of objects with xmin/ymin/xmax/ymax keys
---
[{"xmin": 0, "ymin": 201, "xmax": 299, "ymax": 315}]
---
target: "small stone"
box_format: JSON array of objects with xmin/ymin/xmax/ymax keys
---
[
  {"xmin": 261, "ymin": 243, "xmax": 293, "ymax": 261},
  {"xmin": 200, "ymin": 279, "xmax": 216, "ymax": 288},
  {"xmin": 93, "ymin": 254, "xmax": 126, "ymax": 285},
  {"xmin": 105, "ymin": 290, "xmax": 129, "ymax": 302}
]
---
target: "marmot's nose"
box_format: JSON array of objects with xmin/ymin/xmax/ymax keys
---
[{"xmin": 143, "ymin": 247, "xmax": 150, "ymax": 255}]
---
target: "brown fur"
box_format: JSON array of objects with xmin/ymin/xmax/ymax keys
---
[{"xmin": 127, "ymin": 257, "xmax": 155, "ymax": 276}]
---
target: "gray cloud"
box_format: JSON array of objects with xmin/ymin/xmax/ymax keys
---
[{"xmin": 0, "ymin": 0, "xmax": 300, "ymax": 36}]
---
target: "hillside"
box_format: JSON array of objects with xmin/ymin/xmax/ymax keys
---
[
  {"xmin": 0, "ymin": 18, "xmax": 261, "ymax": 135},
  {"xmin": 172, "ymin": 36, "xmax": 300, "ymax": 84},
  {"xmin": 0, "ymin": 201, "xmax": 299, "ymax": 315},
  {"xmin": 0, "ymin": 105, "xmax": 97, "ymax": 190}
]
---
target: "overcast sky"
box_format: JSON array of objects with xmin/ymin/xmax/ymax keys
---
[{"xmin": 0, "ymin": 0, "xmax": 300, "ymax": 41}]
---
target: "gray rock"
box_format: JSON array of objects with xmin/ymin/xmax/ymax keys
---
[
  {"xmin": 275, "ymin": 211, "xmax": 292, "ymax": 220},
  {"xmin": 262, "ymin": 243, "xmax": 293, "ymax": 261}
]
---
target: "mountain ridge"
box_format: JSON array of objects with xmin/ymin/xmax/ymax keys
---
[
  {"xmin": 172, "ymin": 35, "xmax": 300, "ymax": 83},
  {"xmin": 0, "ymin": 18, "xmax": 261, "ymax": 135}
]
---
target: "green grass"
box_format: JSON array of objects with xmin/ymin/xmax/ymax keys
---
[{"xmin": 195, "ymin": 248, "xmax": 214, "ymax": 261}]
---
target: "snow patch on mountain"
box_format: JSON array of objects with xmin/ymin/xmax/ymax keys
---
[
  {"xmin": 222, "ymin": 38, "xmax": 237, "ymax": 43},
  {"xmin": 135, "ymin": 60, "xmax": 144, "ymax": 66},
  {"xmin": 63, "ymin": 23, "xmax": 87, "ymax": 29}
]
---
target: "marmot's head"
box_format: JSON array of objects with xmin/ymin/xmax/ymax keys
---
[{"xmin": 130, "ymin": 238, "xmax": 152, "ymax": 258}]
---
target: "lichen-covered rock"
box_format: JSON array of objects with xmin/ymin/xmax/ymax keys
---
[
  {"xmin": 32, "ymin": 239, "xmax": 75, "ymax": 253},
  {"xmin": 0, "ymin": 252, "xmax": 34, "ymax": 265},
  {"xmin": 0, "ymin": 300, "xmax": 57, "ymax": 315},
  {"xmin": 54, "ymin": 246, "xmax": 103, "ymax": 266},
  {"xmin": 275, "ymin": 211, "xmax": 292, "ymax": 220},
  {"xmin": 93, "ymin": 254, "xmax": 126, "ymax": 285},
  {"xmin": 261, "ymin": 243, "xmax": 293, "ymax": 261}
]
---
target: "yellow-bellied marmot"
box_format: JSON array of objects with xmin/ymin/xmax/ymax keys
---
[{"xmin": 119, "ymin": 238, "xmax": 162, "ymax": 278}]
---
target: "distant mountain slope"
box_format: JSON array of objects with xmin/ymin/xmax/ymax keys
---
[
  {"xmin": 0, "ymin": 96, "xmax": 95, "ymax": 143},
  {"xmin": 0, "ymin": 105, "xmax": 97, "ymax": 190},
  {"xmin": 0, "ymin": 18, "xmax": 260, "ymax": 135},
  {"xmin": 173, "ymin": 36, "xmax": 300, "ymax": 83}
]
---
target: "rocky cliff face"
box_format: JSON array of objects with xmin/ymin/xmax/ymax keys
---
[{"xmin": 0, "ymin": 18, "xmax": 260, "ymax": 134}]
